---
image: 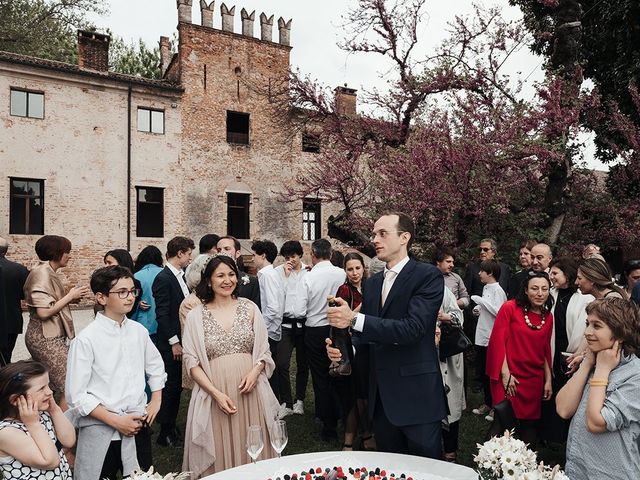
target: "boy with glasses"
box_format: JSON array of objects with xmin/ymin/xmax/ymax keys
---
[{"xmin": 66, "ymin": 266, "xmax": 166, "ymax": 480}]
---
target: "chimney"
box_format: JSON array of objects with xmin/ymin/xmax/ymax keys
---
[
  {"xmin": 200, "ymin": 0, "xmax": 214, "ymax": 27},
  {"xmin": 277, "ymin": 17, "xmax": 292, "ymax": 46},
  {"xmin": 241, "ymin": 8, "xmax": 255, "ymax": 37},
  {"xmin": 77, "ymin": 30, "xmax": 110, "ymax": 72},
  {"xmin": 177, "ymin": 0, "xmax": 193, "ymax": 23},
  {"xmin": 159, "ymin": 36, "xmax": 172, "ymax": 77},
  {"xmin": 220, "ymin": 3, "xmax": 235, "ymax": 32},
  {"xmin": 334, "ymin": 85, "xmax": 357, "ymax": 116},
  {"xmin": 260, "ymin": 13, "xmax": 274, "ymax": 42}
]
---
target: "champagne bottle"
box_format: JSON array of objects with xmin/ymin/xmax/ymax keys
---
[{"xmin": 328, "ymin": 295, "xmax": 353, "ymax": 376}]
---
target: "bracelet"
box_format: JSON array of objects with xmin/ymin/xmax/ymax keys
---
[{"xmin": 589, "ymin": 378, "xmax": 608, "ymax": 387}]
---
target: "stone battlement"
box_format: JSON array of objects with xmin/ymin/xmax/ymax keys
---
[{"xmin": 175, "ymin": 1, "xmax": 292, "ymax": 46}]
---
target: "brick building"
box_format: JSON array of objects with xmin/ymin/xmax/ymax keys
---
[{"xmin": 0, "ymin": 1, "xmax": 355, "ymax": 284}]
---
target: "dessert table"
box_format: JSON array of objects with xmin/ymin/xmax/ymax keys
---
[{"xmin": 202, "ymin": 450, "xmax": 478, "ymax": 479}]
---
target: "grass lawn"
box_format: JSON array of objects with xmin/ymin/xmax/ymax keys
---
[{"xmin": 150, "ymin": 356, "xmax": 567, "ymax": 475}]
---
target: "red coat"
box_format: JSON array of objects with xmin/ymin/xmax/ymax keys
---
[{"xmin": 486, "ymin": 299, "xmax": 553, "ymax": 420}]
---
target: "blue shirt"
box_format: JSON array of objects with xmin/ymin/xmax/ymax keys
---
[{"xmin": 131, "ymin": 264, "xmax": 163, "ymax": 334}]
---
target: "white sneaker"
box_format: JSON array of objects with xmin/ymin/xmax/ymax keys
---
[
  {"xmin": 485, "ymin": 409, "xmax": 495, "ymax": 422},
  {"xmin": 293, "ymin": 400, "xmax": 304, "ymax": 415},
  {"xmin": 472, "ymin": 404, "xmax": 491, "ymax": 416},
  {"xmin": 277, "ymin": 403, "xmax": 293, "ymax": 420}
]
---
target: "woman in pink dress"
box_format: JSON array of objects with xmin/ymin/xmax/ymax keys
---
[{"xmin": 181, "ymin": 254, "xmax": 279, "ymax": 477}]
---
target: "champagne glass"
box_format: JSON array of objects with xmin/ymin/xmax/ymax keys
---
[
  {"xmin": 270, "ymin": 420, "xmax": 288, "ymax": 458},
  {"xmin": 246, "ymin": 425, "xmax": 264, "ymax": 464}
]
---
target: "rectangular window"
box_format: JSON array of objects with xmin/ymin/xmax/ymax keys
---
[
  {"xmin": 302, "ymin": 199, "xmax": 321, "ymax": 241},
  {"xmin": 226, "ymin": 111, "xmax": 250, "ymax": 145},
  {"xmin": 137, "ymin": 107, "xmax": 164, "ymax": 134},
  {"xmin": 10, "ymin": 178, "xmax": 44, "ymax": 234},
  {"xmin": 227, "ymin": 193, "xmax": 250, "ymax": 239},
  {"xmin": 10, "ymin": 89, "xmax": 44, "ymax": 119},
  {"xmin": 136, "ymin": 187, "xmax": 164, "ymax": 237},
  {"xmin": 302, "ymin": 133, "xmax": 320, "ymax": 153}
]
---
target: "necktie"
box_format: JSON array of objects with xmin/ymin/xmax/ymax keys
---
[{"xmin": 381, "ymin": 270, "xmax": 397, "ymax": 307}]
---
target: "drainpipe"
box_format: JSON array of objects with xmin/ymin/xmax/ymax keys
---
[{"xmin": 127, "ymin": 83, "xmax": 132, "ymax": 251}]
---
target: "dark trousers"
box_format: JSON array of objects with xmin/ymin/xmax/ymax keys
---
[
  {"xmin": 442, "ymin": 420, "xmax": 460, "ymax": 453},
  {"xmin": 372, "ymin": 391, "xmax": 442, "ymax": 459},
  {"xmin": 0, "ymin": 334, "xmax": 18, "ymax": 365},
  {"xmin": 157, "ymin": 348, "xmax": 182, "ymax": 434},
  {"xmin": 100, "ymin": 426, "xmax": 152, "ymax": 479},
  {"xmin": 276, "ymin": 325, "xmax": 309, "ymax": 407},
  {"xmin": 475, "ymin": 346, "xmax": 492, "ymax": 406},
  {"xmin": 304, "ymin": 325, "xmax": 338, "ymax": 432},
  {"xmin": 268, "ymin": 338, "xmax": 280, "ymax": 400}
]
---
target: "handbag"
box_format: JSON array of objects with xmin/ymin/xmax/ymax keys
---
[
  {"xmin": 438, "ymin": 319, "xmax": 472, "ymax": 361},
  {"xmin": 493, "ymin": 375, "xmax": 519, "ymax": 431}
]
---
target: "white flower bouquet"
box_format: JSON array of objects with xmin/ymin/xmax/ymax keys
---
[
  {"xmin": 126, "ymin": 467, "xmax": 190, "ymax": 480},
  {"xmin": 475, "ymin": 430, "xmax": 569, "ymax": 480}
]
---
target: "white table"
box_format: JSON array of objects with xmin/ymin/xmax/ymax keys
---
[{"xmin": 202, "ymin": 451, "xmax": 478, "ymax": 479}]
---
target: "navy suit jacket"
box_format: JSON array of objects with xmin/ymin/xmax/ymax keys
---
[
  {"xmin": 360, "ymin": 258, "xmax": 447, "ymax": 426},
  {"xmin": 152, "ymin": 266, "xmax": 187, "ymax": 352}
]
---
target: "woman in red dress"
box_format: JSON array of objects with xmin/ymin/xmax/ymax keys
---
[
  {"xmin": 334, "ymin": 253, "xmax": 375, "ymax": 451},
  {"xmin": 486, "ymin": 271, "xmax": 553, "ymax": 445}
]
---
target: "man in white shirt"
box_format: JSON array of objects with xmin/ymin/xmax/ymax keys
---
[
  {"xmin": 274, "ymin": 240, "xmax": 309, "ymax": 418},
  {"xmin": 302, "ymin": 238, "xmax": 346, "ymax": 441},
  {"xmin": 151, "ymin": 236, "xmax": 194, "ymax": 447},
  {"xmin": 252, "ymin": 240, "xmax": 283, "ymax": 397}
]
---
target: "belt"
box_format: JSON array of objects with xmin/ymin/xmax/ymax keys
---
[{"xmin": 282, "ymin": 316, "xmax": 306, "ymax": 333}]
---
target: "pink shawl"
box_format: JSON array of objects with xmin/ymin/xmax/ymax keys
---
[{"xmin": 181, "ymin": 299, "xmax": 279, "ymax": 478}]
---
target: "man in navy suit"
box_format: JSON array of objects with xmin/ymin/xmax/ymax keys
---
[
  {"xmin": 328, "ymin": 213, "xmax": 446, "ymax": 458},
  {"xmin": 152, "ymin": 236, "xmax": 194, "ymax": 447}
]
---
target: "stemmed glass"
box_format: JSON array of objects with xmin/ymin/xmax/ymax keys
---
[
  {"xmin": 246, "ymin": 425, "xmax": 264, "ymax": 464},
  {"xmin": 270, "ymin": 420, "xmax": 288, "ymax": 458}
]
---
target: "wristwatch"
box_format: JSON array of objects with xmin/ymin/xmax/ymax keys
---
[
  {"xmin": 350, "ymin": 314, "xmax": 358, "ymax": 329},
  {"xmin": 255, "ymin": 360, "xmax": 264, "ymax": 369}
]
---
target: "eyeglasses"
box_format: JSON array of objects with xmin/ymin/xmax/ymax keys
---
[
  {"xmin": 369, "ymin": 230, "xmax": 406, "ymax": 242},
  {"xmin": 107, "ymin": 288, "xmax": 140, "ymax": 299}
]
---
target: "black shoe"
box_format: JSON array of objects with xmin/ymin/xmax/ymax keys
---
[{"xmin": 156, "ymin": 431, "xmax": 181, "ymax": 447}]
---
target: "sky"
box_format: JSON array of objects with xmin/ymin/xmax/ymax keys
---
[{"xmin": 95, "ymin": 0, "xmax": 606, "ymax": 170}]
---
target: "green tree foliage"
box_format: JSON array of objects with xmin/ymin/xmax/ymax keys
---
[
  {"xmin": 0, "ymin": 0, "xmax": 162, "ymax": 79},
  {"xmin": 511, "ymin": 0, "xmax": 640, "ymax": 161},
  {"xmin": 0, "ymin": 0, "xmax": 105, "ymax": 63},
  {"xmin": 109, "ymin": 35, "xmax": 161, "ymax": 79}
]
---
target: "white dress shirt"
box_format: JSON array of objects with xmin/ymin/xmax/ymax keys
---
[
  {"xmin": 302, "ymin": 260, "xmax": 346, "ymax": 328},
  {"xmin": 166, "ymin": 262, "xmax": 189, "ymax": 345},
  {"xmin": 353, "ymin": 256, "xmax": 410, "ymax": 332},
  {"xmin": 66, "ymin": 312, "xmax": 167, "ymax": 422},
  {"xmin": 275, "ymin": 264, "xmax": 308, "ymax": 329},
  {"xmin": 257, "ymin": 264, "xmax": 284, "ymax": 341},
  {"xmin": 471, "ymin": 281, "xmax": 507, "ymax": 347}
]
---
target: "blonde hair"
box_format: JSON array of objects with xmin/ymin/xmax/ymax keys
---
[{"xmin": 578, "ymin": 258, "xmax": 627, "ymax": 299}]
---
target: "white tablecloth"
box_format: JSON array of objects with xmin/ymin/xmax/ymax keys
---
[{"xmin": 201, "ymin": 451, "xmax": 478, "ymax": 479}]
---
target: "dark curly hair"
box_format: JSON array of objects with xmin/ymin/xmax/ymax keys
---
[
  {"xmin": 586, "ymin": 298, "xmax": 640, "ymax": 356},
  {"xmin": 515, "ymin": 270, "xmax": 554, "ymax": 311},
  {"xmin": 195, "ymin": 255, "xmax": 241, "ymax": 303}
]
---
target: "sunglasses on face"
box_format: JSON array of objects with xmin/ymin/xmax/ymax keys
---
[
  {"xmin": 528, "ymin": 271, "xmax": 550, "ymax": 279},
  {"xmin": 479, "ymin": 247, "xmax": 493, "ymax": 252}
]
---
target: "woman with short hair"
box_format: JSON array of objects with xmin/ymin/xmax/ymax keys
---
[{"xmin": 23, "ymin": 235, "xmax": 89, "ymax": 407}]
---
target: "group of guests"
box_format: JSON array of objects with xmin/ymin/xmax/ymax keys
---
[
  {"xmin": 436, "ymin": 237, "xmax": 640, "ymax": 478},
  {"xmin": 0, "ymin": 220, "xmax": 639, "ymax": 479}
]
